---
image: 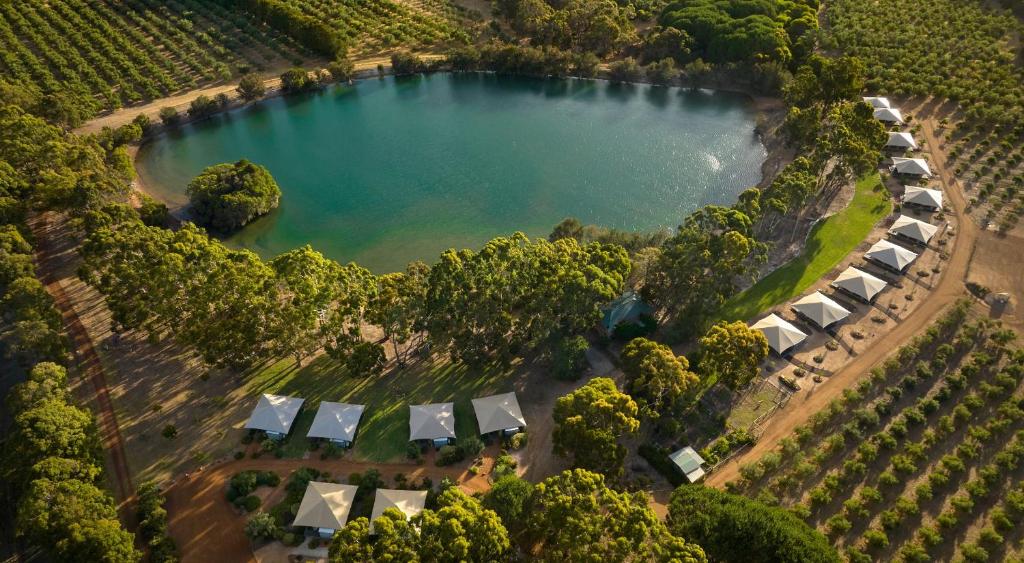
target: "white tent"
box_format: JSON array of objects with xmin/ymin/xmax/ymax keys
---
[
  {"xmin": 863, "ymin": 96, "xmax": 891, "ymax": 109},
  {"xmin": 874, "ymin": 107, "xmax": 904, "ymax": 123},
  {"xmin": 792, "ymin": 291, "xmax": 852, "ymax": 329},
  {"xmin": 831, "ymin": 266, "xmax": 887, "ymax": 302},
  {"xmin": 244, "ymin": 394, "xmax": 304, "ymax": 437},
  {"xmin": 751, "ymin": 313, "xmax": 808, "ymax": 354},
  {"xmin": 409, "ymin": 403, "xmax": 455, "ymax": 442},
  {"xmin": 292, "ymin": 481, "xmax": 358, "ymax": 536},
  {"xmin": 892, "ymin": 157, "xmax": 932, "ymax": 177},
  {"xmin": 889, "ymin": 215, "xmax": 939, "ymax": 245},
  {"xmin": 886, "ymin": 131, "xmax": 917, "ymax": 149},
  {"xmin": 369, "ymin": 489, "xmax": 428, "ymax": 533},
  {"xmin": 669, "ymin": 446, "xmax": 706, "ymax": 483},
  {"xmin": 306, "ymin": 402, "xmax": 365, "ymax": 445},
  {"xmin": 903, "ymin": 185, "xmax": 942, "ymax": 210},
  {"xmin": 865, "ymin": 239, "xmax": 919, "ymax": 272},
  {"xmin": 471, "ymin": 392, "xmax": 526, "ymax": 435}
]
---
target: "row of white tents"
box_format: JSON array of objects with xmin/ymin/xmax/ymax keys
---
[
  {"xmin": 245, "ymin": 392, "xmax": 527, "ymax": 447},
  {"xmin": 293, "ymin": 482, "xmax": 428, "ymax": 538},
  {"xmin": 865, "ymin": 96, "xmax": 934, "ymax": 178}
]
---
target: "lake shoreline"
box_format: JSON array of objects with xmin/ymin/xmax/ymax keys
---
[{"xmin": 129, "ymin": 71, "xmax": 788, "ymax": 270}]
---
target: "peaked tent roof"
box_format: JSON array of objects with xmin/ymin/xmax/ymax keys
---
[
  {"xmin": 889, "ymin": 215, "xmax": 939, "ymax": 244},
  {"xmin": 292, "ymin": 481, "xmax": 358, "ymax": 530},
  {"xmin": 903, "ymin": 185, "xmax": 942, "ymax": 209},
  {"xmin": 886, "ymin": 131, "xmax": 918, "ymax": 149},
  {"xmin": 369, "ymin": 489, "xmax": 428, "ymax": 533},
  {"xmin": 602, "ymin": 291, "xmax": 653, "ymax": 332},
  {"xmin": 751, "ymin": 313, "xmax": 808, "ymax": 354},
  {"xmin": 409, "ymin": 403, "xmax": 455, "ymax": 441},
  {"xmin": 244, "ymin": 394, "xmax": 304, "ymax": 434},
  {"xmin": 669, "ymin": 446, "xmax": 706, "ymax": 483},
  {"xmin": 863, "ymin": 96, "xmax": 891, "ymax": 108},
  {"xmin": 471, "ymin": 392, "xmax": 527, "ymax": 435},
  {"xmin": 892, "ymin": 157, "xmax": 932, "ymax": 176},
  {"xmin": 307, "ymin": 402, "xmax": 365, "ymax": 442},
  {"xmin": 831, "ymin": 266, "xmax": 888, "ymax": 301},
  {"xmin": 874, "ymin": 107, "xmax": 904, "ymax": 123},
  {"xmin": 792, "ymin": 291, "xmax": 852, "ymax": 328},
  {"xmin": 865, "ymin": 239, "xmax": 919, "ymax": 271}
]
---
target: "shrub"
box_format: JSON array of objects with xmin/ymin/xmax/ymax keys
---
[
  {"xmin": 608, "ymin": 58, "xmax": 642, "ymax": 83},
  {"xmin": 508, "ymin": 432, "xmax": 527, "ymax": 450},
  {"xmin": 436, "ymin": 445, "xmax": 465, "ymax": 466},
  {"xmin": 161, "ymin": 424, "xmax": 178, "ymax": 439},
  {"xmin": 863, "ymin": 528, "xmax": 889, "ymax": 549},
  {"xmin": 239, "ymin": 495, "xmax": 261, "ymax": 512},
  {"xmin": 552, "ymin": 335, "xmax": 589, "ymax": 380},
  {"xmin": 406, "ymin": 442, "xmax": 421, "ymax": 460},
  {"xmin": 158, "ymin": 106, "xmax": 180, "ymax": 126}
]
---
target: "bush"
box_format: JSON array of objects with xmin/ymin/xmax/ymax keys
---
[
  {"xmin": 507, "ymin": 432, "xmax": 527, "ymax": 450},
  {"xmin": 460, "ymin": 437, "xmax": 485, "ymax": 458},
  {"xmin": 239, "ymin": 494, "xmax": 262, "ymax": 512},
  {"xmin": 552, "ymin": 335, "xmax": 589, "ymax": 380},
  {"xmin": 161, "ymin": 424, "xmax": 178, "ymax": 439},
  {"xmin": 158, "ymin": 106, "xmax": 180, "ymax": 126},
  {"xmin": 638, "ymin": 443, "xmax": 684, "ymax": 487},
  {"xmin": 436, "ymin": 445, "xmax": 465, "ymax": 466},
  {"xmin": 391, "ymin": 52, "xmax": 426, "ymax": 76},
  {"xmin": 406, "ymin": 442, "xmax": 421, "ymax": 460},
  {"xmin": 280, "ymin": 68, "xmax": 317, "ymax": 92},
  {"xmin": 608, "ymin": 58, "xmax": 642, "ymax": 83}
]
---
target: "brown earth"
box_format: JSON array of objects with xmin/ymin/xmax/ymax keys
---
[{"xmin": 707, "ymin": 114, "xmax": 979, "ymax": 487}]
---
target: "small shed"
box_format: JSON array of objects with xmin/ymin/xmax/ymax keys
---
[
  {"xmin": 292, "ymin": 481, "xmax": 358, "ymax": 538},
  {"xmin": 903, "ymin": 185, "xmax": 942, "ymax": 210},
  {"xmin": 865, "ymin": 239, "xmax": 919, "ymax": 273},
  {"xmin": 791, "ymin": 291, "xmax": 852, "ymax": 329},
  {"xmin": 369, "ymin": 489, "xmax": 428, "ymax": 534},
  {"xmin": 750, "ymin": 313, "xmax": 808, "ymax": 355},
  {"xmin": 409, "ymin": 403, "xmax": 455, "ymax": 448},
  {"xmin": 244, "ymin": 394, "xmax": 304, "ymax": 439},
  {"xmin": 831, "ymin": 266, "xmax": 887, "ymax": 303},
  {"xmin": 601, "ymin": 291, "xmax": 653, "ymax": 335},
  {"xmin": 874, "ymin": 107, "xmax": 904, "ymax": 124},
  {"xmin": 885, "ymin": 131, "xmax": 917, "ymax": 150},
  {"xmin": 863, "ymin": 96, "xmax": 891, "ymax": 109},
  {"xmin": 891, "ymin": 157, "xmax": 932, "ymax": 177},
  {"xmin": 889, "ymin": 215, "xmax": 938, "ymax": 245},
  {"xmin": 669, "ymin": 446, "xmax": 706, "ymax": 483},
  {"xmin": 306, "ymin": 402, "xmax": 365, "ymax": 447},
  {"xmin": 471, "ymin": 392, "xmax": 526, "ymax": 436}
]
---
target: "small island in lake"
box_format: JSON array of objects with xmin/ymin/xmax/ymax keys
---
[{"xmin": 187, "ymin": 159, "xmax": 281, "ymax": 233}]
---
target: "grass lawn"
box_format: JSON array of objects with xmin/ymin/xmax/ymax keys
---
[
  {"xmin": 718, "ymin": 173, "xmax": 891, "ymax": 322},
  {"xmin": 244, "ymin": 355, "xmax": 520, "ymax": 462}
]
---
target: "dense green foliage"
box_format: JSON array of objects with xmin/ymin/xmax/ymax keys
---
[
  {"xmin": 621, "ymin": 337, "xmax": 700, "ymax": 416},
  {"xmin": 497, "ymin": 0, "xmax": 636, "ymax": 56},
  {"xmin": 186, "ymin": 159, "xmax": 282, "ymax": 232},
  {"xmin": 136, "ymin": 482, "xmax": 179, "ymax": 563},
  {"xmin": 668, "ymin": 486, "xmax": 839, "ymax": 563},
  {"xmin": 552, "ymin": 377, "xmax": 640, "ymax": 477},
  {"xmin": 659, "ymin": 0, "xmax": 818, "ymax": 65},
  {"xmin": 698, "ymin": 321, "xmax": 769, "ymax": 390}
]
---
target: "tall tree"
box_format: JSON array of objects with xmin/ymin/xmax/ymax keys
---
[
  {"xmin": 329, "ymin": 509, "xmax": 418, "ymax": 562},
  {"xmin": 698, "ymin": 321, "xmax": 769, "ymax": 391},
  {"xmin": 366, "ymin": 262, "xmax": 428, "ymax": 366},
  {"xmin": 552, "ymin": 377, "xmax": 639, "ymax": 478},
  {"xmin": 415, "ymin": 487, "xmax": 511, "ymax": 562},
  {"xmin": 621, "ymin": 337, "xmax": 700, "ymax": 417}
]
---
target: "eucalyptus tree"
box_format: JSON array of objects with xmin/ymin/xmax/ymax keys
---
[
  {"xmin": 621, "ymin": 337, "xmax": 700, "ymax": 417},
  {"xmin": 552, "ymin": 377, "xmax": 639, "ymax": 478},
  {"xmin": 365, "ymin": 262, "xmax": 429, "ymax": 366}
]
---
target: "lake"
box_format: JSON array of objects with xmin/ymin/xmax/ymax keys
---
[{"xmin": 136, "ymin": 73, "xmax": 767, "ymax": 273}]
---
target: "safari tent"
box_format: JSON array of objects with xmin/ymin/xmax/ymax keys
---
[
  {"xmin": 874, "ymin": 107, "xmax": 904, "ymax": 124},
  {"xmin": 369, "ymin": 489, "xmax": 428, "ymax": 533},
  {"xmin": 292, "ymin": 481, "xmax": 358, "ymax": 538},
  {"xmin": 863, "ymin": 96, "xmax": 891, "ymax": 108},
  {"xmin": 471, "ymin": 392, "xmax": 526, "ymax": 436},
  {"xmin": 409, "ymin": 403, "xmax": 456, "ymax": 447},
  {"xmin": 791, "ymin": 291, "xmax": 852, "ymax": 329},
  {"xmin": 888, "ymin": 215, "xmax": 939, "ymax": 245},
  {"xmin": 885, "ymin": 131, "xmax": 917, "ymax": 150},
  {"xmin": 865, "ymin": 239, "xmax": 919, "ymax": 273},
  {"xmin": 306, "ymin": 402, "xmax": 365, "ymax": 447},
  {"xmin": 831, "ymin": 266, "xmax": 887, "ymax": 303},
  {"xmin": 244, "ymin": 394, "xmax": 304, "ymax": 439},
  {"xmin": 891, "ymin": 157, "xmax": 932, "ymax": 177},
  {"xmin": 751, "ymin": 313, "xmax": 808, "ymax": 355},
  {"xmin": 903, "ymin": 185, "xmax": 942, "ymax": 210}
]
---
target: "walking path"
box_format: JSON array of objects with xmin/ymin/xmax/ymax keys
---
[
  {"xmin": 29, "ymin": 213, "xmax": 135, "ymax": 510},
  {"xmin": 707, "ymin": 116, "xmax": 978, "ymax": 487}
]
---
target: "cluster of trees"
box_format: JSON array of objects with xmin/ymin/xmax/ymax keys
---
[
  {"xmin": 448, "ymin": 42, "xmax": 602, "ymax": 79},
  {"xmin": 5, "ymin": 363, "xmax": 139, "ymax": 561},
  {"xmin": 221, "ymin": 0, "xmax": 347, "ymax": 57},
  {"xmin": 187, "ymin": 159, "xmax": 282, "ymax": 232},
  {"xmin": 330, "ymin": 469, "xmax": 708, "ymax": 562},
  {"xmin": 496, "ymin": 0, "xmax": 636, "ymax": 56},
  {"xmin": 136, "ymin": 482, "xmax": 179, "ymax": 562},
  {"xmin": 659, "ymin": 0, "xmax": 818, "ymax": 65}
]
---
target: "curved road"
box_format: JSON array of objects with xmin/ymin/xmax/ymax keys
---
[{"xmin": 707, "ymin": 116, "xmax": 977, "ymax": 487}]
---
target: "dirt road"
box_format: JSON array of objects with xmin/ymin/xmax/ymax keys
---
[
  {"xmin": 707, "ymin": 116, "xmax": 978, "ymax": 487},
  {"xmin": 29, "ymin": 214, "xmax": 135, "ymax": 510},
  {"xmin": 165, "ymin": 452, "xmax": 495, "ymax": 563}
]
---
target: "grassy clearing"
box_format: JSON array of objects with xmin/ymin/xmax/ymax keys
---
[
  {"xmin": 719, "ymin": 173, "xmax": 891, "ymax": 322},
  {"xmin": 244, "ymin": 355, "xmax": 520, "ymax": 461}
]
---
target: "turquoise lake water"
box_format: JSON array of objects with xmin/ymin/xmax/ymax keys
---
[{"xmin": 136, "ymin": 73, "xmax": 766, "ymax": 272}]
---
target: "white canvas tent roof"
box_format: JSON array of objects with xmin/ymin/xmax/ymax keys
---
[
  {"xmin": 751, "ymin": 313, "xmax": 808, "ymax": 354},
  {"xmin": 903, "ymin": 185, "xmax": 942, "ymax": 209},
  {"xmin": 409, "ymin": 403, "xmax": 455, "ymax": 441},
  {"xmin": 874, "ymin": 107, "xmax": 904, "ymax": 123},
  {"xmin": 886, "ymin": 131, "xmax": 917, "ymax": 149},
  {"xmin": 292, "ymin": 481, "xmax": 358, "ymax": 530},
  {"xmin": 892, "ymin": 157, "xmax": 932, "ymax": 177},
  {"xmin": 792, "ymin": 291, "xmax": 852, "ymax": 329},
  {"xmin": 369, "ymin": 489, "xmax": 428, "ymax": 533},
  {"xmin": 865, "ymin": 239, "xmax": 919, "ymax": 271},
  {"xmin": 889, "ymin": 215, "xmax": 939, "ymax": 244},
  {"xmin": 831, "ymin": 266, "xmax": 887, "ymax": 302},
  {"xmin": 669, "ymin": 446, "xmax": 706, "ymax": 483},
  {"xmin": 306, "ymin": 402, "xmax": 365, "ymax": 442},
  {"xmin": 863, "ymin": 96, "xmax": 891, "ymax": 108},
  {"xmin": 244, "ymin": 394, "xmax": 304, "ymax": 435},
  {"xmin": 471, "ymin": 392, "xmax": 526, "ymax": 435}
]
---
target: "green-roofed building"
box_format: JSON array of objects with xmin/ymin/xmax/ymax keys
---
[
  {"xmin": 601, "ymin": 291, "xmax": 654, "ymax": 336},
  {"xmin": 670, "ymin": 446, "xmax": 707, "ymax": 483}
]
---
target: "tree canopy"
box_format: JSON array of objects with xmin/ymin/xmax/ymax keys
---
[
  {"xmin": 621, "ymin": 337, "xmax": 700, "ymax": 416},
  {"xmin": 698, "ymin": 321, "xmax": 769, "ymax": 390},
  {"xmin": 552, "ymin": 377, "xmax": 640, "ymax": 477},
  {"xmin": 186, "ymin": 159, "xmax": 282, "ymax": 232}
]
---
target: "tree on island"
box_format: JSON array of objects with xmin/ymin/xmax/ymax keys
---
[
  {"xmin": 186, "ymin": 159, "xmax": 281, "ymax": 232},
  {"xmin": 552, "ymin": 377, "xmax": 639, "ymax": 478},
  {"xmin": 698, "ymin": 320, "xmax": 769, "ymax": 391}
]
